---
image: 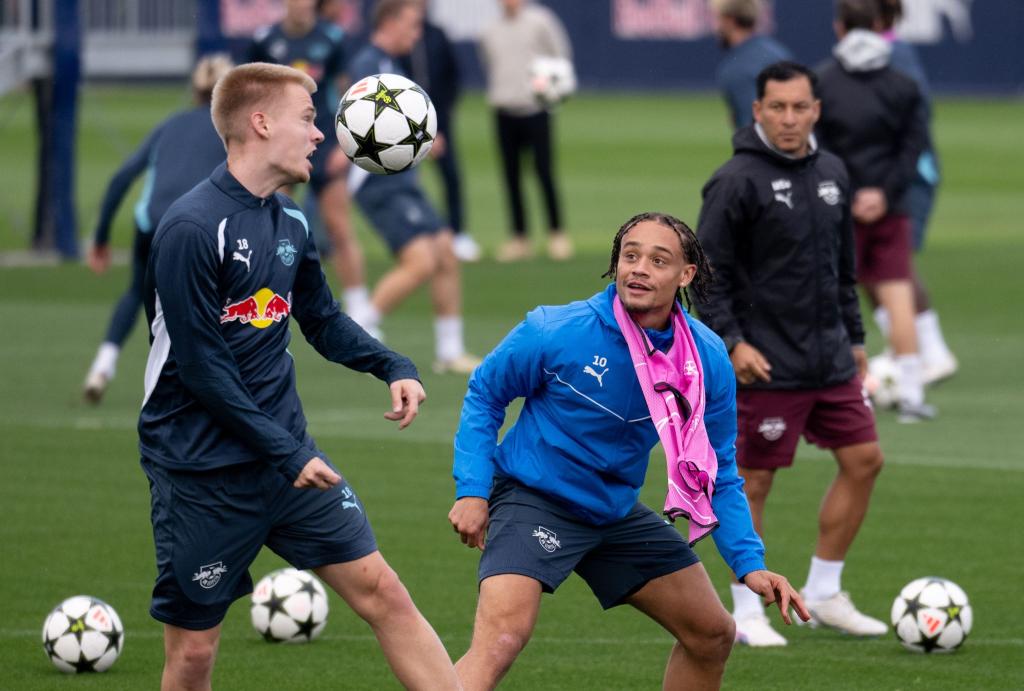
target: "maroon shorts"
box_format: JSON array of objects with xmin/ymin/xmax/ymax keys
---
[
  {"xmin": 736, "ymin": 378, "xmax": 878, "ymax": 470},
  {"xmin": 854, "ymin": 213, "xmax": 912, "ymax": 283}
]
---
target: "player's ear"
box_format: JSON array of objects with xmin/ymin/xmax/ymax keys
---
[
  {"xmin": 752, "ymin": 99, "xmax": 762, "ymax": 124},
  {"xmin": 250, "ymin": 111, "xmax": 271, "ymax": 140},
  {"xmin": 678, "ymin": 263, "xmax": 697, "ymax": 289}
]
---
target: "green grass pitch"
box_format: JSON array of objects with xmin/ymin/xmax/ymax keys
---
[{"xmin": 1, "ymin": 85, "xmax": 1022, "ymax": 689}]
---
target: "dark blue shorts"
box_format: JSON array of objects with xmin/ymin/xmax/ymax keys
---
[
  {"xmin": 141, "ymin": 457, "xmax": 376, "ymax": 631},
  {"xmin": 480, "ymin": 480, "xmax": 700, "ymax": 609},
  {"xmin": 355, "ymin": 186, "xmax": 444, "ymax": 255}
]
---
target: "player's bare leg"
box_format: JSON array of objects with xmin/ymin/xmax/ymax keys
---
[
  {"xmin": 627, "ymin": 564, "xmax": 735, "ymax": 691},
  {"xmin": 161, "ymin": 624, "xmax": 221, "ymax": 691},
  {"xmin": 316, "ymin": 552, "xmax": 460, "ymax": 690},
  {"xmin": 801, "ymin": 441, "xmax": 887, "ymax": 636},
  {"xmin": 430, "ymin": 230, "xmax": 460, "ymax": 318},
  {"xmin": 874, "ymin": 280, "xmax": 916, "ymax": 357},
  {"xmin": 371, "ymin": 235, "xmax": 438, "ymax": 315},
  {"xmin": 455, "ymin": 574, "xmax": 542, "ymax": 691},
  {"xmin": 816, "ymin": 441, "xmax": 884, "ymax": 560},
  {"xmin": 319, "ymin": 178, "xmax": 365, "ymax": 291}
]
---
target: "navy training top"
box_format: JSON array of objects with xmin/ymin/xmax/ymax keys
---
[{"xmin": 139, "ymin": 163, "xmax": 418, "ymax": 479}]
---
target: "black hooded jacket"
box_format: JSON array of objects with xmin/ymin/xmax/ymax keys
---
[{"xmin": 696, "ymin": 125, "xmax": 864, "ymax": 390}]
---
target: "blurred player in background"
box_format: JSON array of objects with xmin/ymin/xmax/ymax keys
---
[
  {"xmin": 711, "ymin": 0, "xmax": 792, "ymax": 130},
  {"xmin": 402, "ymin": 0, "xmax": 482, "ymax": 262},
  {"xmin": 871, "ymin": 0, "xmax": 958, "ymax": 385},
  {"xmin": 449, "ymin": 212, "xmax": 808, "ymax": 689},
  {"xmin": 697, "ymin": 62, "xmax": 887, "ymax": 646},
  {"xmin": 82, "ymin": 54, "xmax": 233, "ymax": 404},
  {"xmin": 815, "ymin": 0, "xmax": 934, "ymax": 422},
  {"xmin": 248, "ymin": 0, "xmax": 372, "ymax": 325},
  {"xmin": 139, "ymin": 62, "xmax": 458, "ymax": 690},
  {"xmin": 479, "ymin": 0, "xmax": 573, "ymax": 262},
  {"xmin": 345, "ymin": 0, "xmax": 479, "ymax": 374}
]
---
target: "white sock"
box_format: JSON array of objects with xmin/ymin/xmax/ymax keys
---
[
  {"xmin": 916, "ymin": 310, "xmax": 953, "ymax": 365},
  {"xmin": 731, "ymin": 582, "xmax": 764, "ymax": 619},
  {"xmin": 873, "ymin": 307, "xmax": 891, "ymax": 341},
  {"xmin": 895, "ymin": 353, "xmax": 924, "ymax": 406},
  {"xmin": 434, "ymin": 316, "xmax": 465, "ymax": 362},
  {"xmin": 803, "ymin": 556, "xmax": 844, "ymax": 602},
  {"xmin": 343, "ymin": 286, "xmax": 371, "ymax": 317},
  {"xmin": 89, "ymin": 342, "xmax": 120, "ymax": 380}
]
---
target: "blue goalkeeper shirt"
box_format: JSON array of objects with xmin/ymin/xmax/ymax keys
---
[
  {"xmin": 453, "ymin": 284, "xmax": 766, "ymax": 579},
  {"xmin": 139, "ymin": 163, "xmax": 418, "ymax": 479}
]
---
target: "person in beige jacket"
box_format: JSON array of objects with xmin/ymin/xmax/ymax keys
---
[{"xmin": 479, "ymin": 0, "xmax": 574, "ymax": 262}]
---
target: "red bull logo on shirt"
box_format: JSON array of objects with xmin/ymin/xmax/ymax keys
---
[{"xmin": 220, "ymin": 288, "xmax": 291, "ymax": 329}]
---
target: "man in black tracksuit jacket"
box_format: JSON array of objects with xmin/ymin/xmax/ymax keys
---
[
  {"xmin": 696, "ymin": 61, "xmax": 887, "ymax": 647},
  {"xmin": 813, "ymin": 0, "xmax": 934, "ymax": 422}
]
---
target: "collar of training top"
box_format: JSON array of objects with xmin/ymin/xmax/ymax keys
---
[{"xmin": 210, "ymin": 162, "xmax": 277, "ymax": 209}]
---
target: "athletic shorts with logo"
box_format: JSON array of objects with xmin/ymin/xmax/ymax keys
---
[
  {"xmin": 355, "ymin": 185, "xmax": 444, "ymax": 255},
  {"xmin": 736, "ymin": 377, "xmax": 878, "ymax": 470},
  {"xmin": 141, "ymin": 457, "xmax": 376, "ymax": 631},
  {"xmin": 854, "ymin": 213, "xmax": 912, "ymax": 283},
  {"xmin": 479, "ymin": 479, "xmax": 700, "ymax": 609}
]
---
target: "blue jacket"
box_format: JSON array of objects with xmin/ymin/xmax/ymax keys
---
[{"xmin": 454, "ymin": 284, "xmax": 765, "ymax": 579}]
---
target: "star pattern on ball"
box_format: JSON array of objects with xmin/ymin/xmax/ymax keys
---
[
  {"xmin": 399, "ymin": 111, "xmax": 434, "ymax": 163},
  {"xmin": 293, "ymin": 612, "xmax": 319, "ymax": 641},
  {"xmin": 361, "ymin": 82, "xmax": 406, "ymax": 118},
  {"xmin": 349, "ymin": 126, "xmax": 391, "ymax": 170},
  {"xmin": 103, "ymin": 628, "xmax": 123, "ymax": 654},
  {"xmin": 72, "ymin": 652, "xmax": 97, "ymax": 673}
]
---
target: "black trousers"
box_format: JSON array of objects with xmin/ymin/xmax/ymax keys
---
[{"xmin": 495, "ymin": 110, "xmax": 563, "ymax": 237}]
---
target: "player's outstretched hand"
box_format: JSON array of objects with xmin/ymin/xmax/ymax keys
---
[
  {"xmin": 449, "ymin": 497, "xmax": 489, "ymax": 550},
  {"xmin": 294, "ymin": 457, "xmax": 342, "ymax": 490},
  {"xmin": 87, "ymin": 244, "xmax": 111, "ymax": 275},
  {"xmin": 742, "ymin": 569, "xmax": 810, "ymax": 625},
  {"xmin": 384, "ymin": 379, "xmax": 426, "ymax": 430}
]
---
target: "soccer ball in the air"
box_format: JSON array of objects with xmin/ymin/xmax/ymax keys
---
[
  {"xmin": 529, "ymin": 56, "xmax": 577, "ymax": 107},
  {"xmin": 335, "ymin": 73, "xmax": 436, "ymax": 174},
  {"xmin": 251, "ymin": 568, "xmax": 329, "ymax": 643},
  {"xmin": 891, "ymin": 577, "xmax": 972, "ymax": 653},
  {"xmin": 41, "ymin": 596, "xmax": 124, "ymax": 673},
  {"xmin": 865, "ymin": 354, "xmax": 899, "ymax": 409}
]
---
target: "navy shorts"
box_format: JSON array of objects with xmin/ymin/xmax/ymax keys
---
[
  {"xmin": 141, "ymin": 457, "xmax": 376, "ymax": 631},
  {"xmin": 479, "ymin": 480, "xmax": 700, "ymax": 609},
  {"xmin": 355, "ymin": 186, "xmax": 444, "ymax": 255}
]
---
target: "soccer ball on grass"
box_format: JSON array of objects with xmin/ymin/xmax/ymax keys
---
[
  {"xmin": 891, "ymin": 577, "xmax": 972, "ymax": 653},
  {"xmin": 251, "ymin": 568, "xmax": 329, "ymax": 643},
  {"xmin": 335, "ymin": 73, "xmax": 436, "ymax": 175},
  {"xmin": 41, "ymin": 595, "xmax": 124, "ymax": 673}
]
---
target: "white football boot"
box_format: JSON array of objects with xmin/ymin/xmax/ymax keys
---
[
  {"xmin": 801, "ymin": 590, "xmax": 887, "ymax": 636},
  {"xmin": 733, "ymin": 613, "xmax": 788, "ymax": 647}
]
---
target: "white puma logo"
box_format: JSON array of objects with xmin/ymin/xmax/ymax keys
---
[
  {"xmin": 583, "ymin": 365, "xmax": 608, "ymax": 387},
  {"xmin": 232, "ymin": 250, "xmax": 252, "ymax": 272}
]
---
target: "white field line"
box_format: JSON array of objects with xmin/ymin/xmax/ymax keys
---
[{"xmin": 5, "ymin": 627, "xmax": 1023, "ymax": 647}]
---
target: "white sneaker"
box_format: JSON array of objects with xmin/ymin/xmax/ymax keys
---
[
  {"xmin": 733, "ymin": 613, "xmax": 788, "ymax": 647},
  {"xmin": 802, "ymin": 591, "xmax": 887, "ymax": 636},
  {"xmin": 433, "ymin": 353, "xmax": 482, "ymax": 375},
  {"xmin": 83, "ymin": 371, "xmax": 109, "ymax": 405},
  {"xmin": 452, "ymin": 234, "xmax": 482, "ymax": 263},
  {"xmin": 897, "ymin": 400, "xmax": 937, "ymax": 424},
  {"xmin": 923, "ymin": 351, "xmax": 958, "ymax": 385}
]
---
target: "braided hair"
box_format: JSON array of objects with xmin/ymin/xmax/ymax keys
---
[{"xmin": 602, "ymin": 211, "xmax": 714, "ymax": 311}]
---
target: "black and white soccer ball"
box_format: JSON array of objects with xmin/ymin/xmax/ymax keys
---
[
  {"xmin": 891, "ymin": 577, "xmax": 972, "ymax": 653},
  {"xmin": 251, "ymin": 568, "xmax": 329, "ymax": 643},
  {"xmin": 41, "ymin": 595, "xmax": 124, "ymax": 673},
  {"xmin": 335, "ymin": 73, "xmax": 437, "ymax": 175}
]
